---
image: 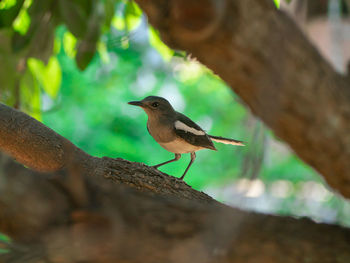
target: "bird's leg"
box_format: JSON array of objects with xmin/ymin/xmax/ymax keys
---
[
  {"xmin": 180, "ymin": 152, "xmax": 196, "ymax": 180},
  {"xmin": 153, "ymin": 153, "xmax": 181, "ymax": 169}
]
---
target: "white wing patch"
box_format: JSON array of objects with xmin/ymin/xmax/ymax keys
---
[
  {"xmin": 175, "ymin": 120, "xmax": 205, "ymax": 135},
  {"xmin": 210, "ymin": 137, "xmax": 244, "ymax": 146}
]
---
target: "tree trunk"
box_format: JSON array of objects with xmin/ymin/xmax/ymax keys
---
[{"xmin": 134, "ymin": 0, "xmax": 350, "ymax": 198}]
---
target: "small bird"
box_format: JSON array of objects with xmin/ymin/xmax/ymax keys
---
[{"xmin": 128, "ymin": 96, "xmax": 244, "ymax": 180}]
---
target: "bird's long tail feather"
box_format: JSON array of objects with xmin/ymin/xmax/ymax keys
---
[{"xmin": 208, "ymin": 135, "xmax": 245, "ymax": 146}]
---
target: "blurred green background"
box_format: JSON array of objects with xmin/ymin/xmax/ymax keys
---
[{"xmin": 0, "ymin": 0, "xmax": 349, "ymax": 232}]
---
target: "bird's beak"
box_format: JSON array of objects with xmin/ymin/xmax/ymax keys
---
[{"xmin": 128, "ymin": 100, "xmax": 144, "ymax": 107}]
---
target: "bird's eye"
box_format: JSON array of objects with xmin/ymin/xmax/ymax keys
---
[{"xmin": 151, "ymin": 102, "xmax": 159, "ymax": 108}]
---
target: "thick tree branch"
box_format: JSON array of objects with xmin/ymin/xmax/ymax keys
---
[
  {"xmin": 134, "ymin": 0, "xmax": 350, "ymax": 197},
  {"xmin": 0, "ymin": 103, "xmax": 93, "ymax": 172},
  {"xmin": 1, "ymin": 156, "xmax": 350, "ymax": 263}
]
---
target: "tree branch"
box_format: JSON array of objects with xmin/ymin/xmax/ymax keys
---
[
  {"xmin": 134, "ymin": 0, "xmax": 350, "ymax": 198},
  {"xmin": 1, "ymin": 155, "xmax": 350, "ymax": 263},
  {"xmin": 0, "ymin": 103, "xmax": 91, "ymax": 172}
]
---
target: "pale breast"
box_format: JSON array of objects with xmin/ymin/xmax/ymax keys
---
[
  {"xmin": 159, "ymin": 138, "xmax": 204, "ymax": 154},
  {"xmin": 147, "ymin": 120, "xmax": 175, "ymax": 143}
]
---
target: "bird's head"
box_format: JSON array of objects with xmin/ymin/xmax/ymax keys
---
[{"xmin": 128, "ymin": 96, "xmax": 175, "ymax": 118}]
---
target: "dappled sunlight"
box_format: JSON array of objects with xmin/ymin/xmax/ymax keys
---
[
  {"xmin": 197, "ymin": 115, "xmax": 213, "ymax": 132},
  {"xmin": 236, "ymin": 179, "xmax": 266, "ymax": 198},
  {"xmin": 131, "ymin": 68, "xmax": 157, "ymax": 96},
  {"xmin": 297, "ymin": 181, "xmax": 333, "ymax": 203},
  {"xmin": 270, "ymin": 180, "xmax": 294, "ymax": 198},
  {"xmin": 173, "ymin": 61, "xmax": 205, "ymax": 83},
  {"xmin": 158, "ymin": 83, "xmax": 186, "ymax": 111},
  {"xmin": 206, "ymin": 178, "xmax": 348, "ymax": 227}
]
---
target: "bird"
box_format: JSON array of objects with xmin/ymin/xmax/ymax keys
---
[{"xmin": 128, "ymin": 96, "xmax": 245, "ymax": 180}]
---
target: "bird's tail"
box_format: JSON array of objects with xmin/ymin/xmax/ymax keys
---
[{"xmin": 208, "ymin": 135, "xmax": 245, "ymax": 146}]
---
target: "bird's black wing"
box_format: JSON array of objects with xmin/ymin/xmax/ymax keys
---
[{"xmin": 174, "ymin": 112, "xmax": 216, "ymax": 150}]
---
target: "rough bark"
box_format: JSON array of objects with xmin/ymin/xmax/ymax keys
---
[
  {"xmin": 1, "ymin": 155, "xmax": 350, "ymax": 263},
  {"xmin": 133, "ymin": 0, "xmax": 350, "ymax": 198},
  {"xmin": 0, "ymin": 102, "xmax": 93, "ymax": 173}
]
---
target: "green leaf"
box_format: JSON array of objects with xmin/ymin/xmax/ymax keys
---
[
  {"xmin": 33, "ymin": 27, "xmax": 55, "ymax": 63},
  {"xmin": 121, "ymin": 36, "xmax": 129, "ymax": 49},
  {"xmin": 58, "ymin": 0, "xmax": 88, "ymax": 38},
  {"xmin": 53, "ymin": 37, "xmax": 61, "ymax": 54},
  {"xmin": 273, "ymin": 0, "xmax": 280, "ymax": 8},
  {"xmin": 97, "ymin": 41, "xmax": 109, "ymax": 63},
  {"xmin": 30, "ymin": 83, "xmax": 41, "ymax": 120},
  {"xmin": 104, "ymin": 0, "xmax": 115, "ymax": 29},
  {"xmin": 148, "ymin": 27, "xmax": 174, "ymax": 61},
  {"xmin": 111, "ymin": 15, "xmax": 125, "ymax": 31},
  {"xmin": 125, "ymin": 0, "xmax": 142, "ymax": 31},
  {"xmin": 76, "ymin": 40, "xmax": 97, "ymax": 70},
  {"xmin": 10, "ymin": 0, "xmax": 33, "ymax": 50},
  {"xmin": 11, "ymin": 30, "xmax": 30, "ymax": 52},
  {"xmin": 75, "ymin": 1, "xmax": 104, "ymax": 70},
  {"xmin": 74, "ymin": 0, "xmax": 93, "ymax": 15},
  {"xmin": 20, "ymin": 68, "xmax": 42, "ymax": 120},
  {"xmin": 63, "ymin": 31, "xmax": 77, "ymax": 58},
  {"xmin": 174, "ymin": 50, "xmax": 187, "ymax": 58},
  {"xmin": 0, "ymin": 30, "xmax": 18, "ymax": 97},
  {"xmin": 12, "ymin": 0, "xmax": 52, "ymax": 56},
  {"xmin": 124, "ymin": 1, "xmax": 142, "ymax": 17},
  {"xmin": 27, "ymin": 56, "xmax": 62, "ymax": 99},
  {"xmin": 11, "ymin": 0, "xmax": 30, "ymax": 33},
  {"xmin": 0, "ymin": 0, "xmax": 16, "ymax": 9},
  {"xmin": 0, "ymin": 0, "xmax": 25, "ymax": 28}
]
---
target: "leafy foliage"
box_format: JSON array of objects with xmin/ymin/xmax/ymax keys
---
[
  {"xmin": 0, "ymin": 0, "xmax": 286, "ymax": 113},
  {"xmin": 0, "ymin": 0, "xmax": 121, "ymax": 116},
  {"xmin": 148, "ymin": 27, "xmax": 174, "ymax": 61}
]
